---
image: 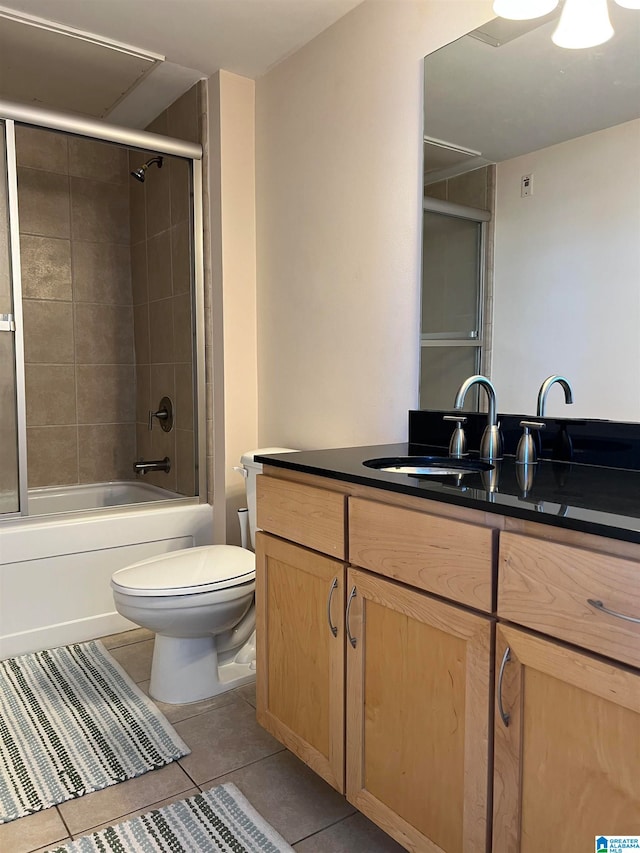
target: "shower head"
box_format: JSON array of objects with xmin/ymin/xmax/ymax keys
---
[{"xmin": 130, "ymin": 156, "xmax": 163, "ymax": 183}]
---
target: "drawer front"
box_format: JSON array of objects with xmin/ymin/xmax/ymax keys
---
[
  {"xmin": 257, "ymin": 475, "xmax": 346, "ymax": 559},
  {"xmin": 499, "ymin": 532, "xmax": 640, "ymax": 669},
  {"xmin": 348, "ymin": 497, "xmax": 495, "ymax": 611}
]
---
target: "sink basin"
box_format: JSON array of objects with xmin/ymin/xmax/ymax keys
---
[{"xmin": 362, "ymin": 456, "xmax": 493, "ymax": 476}]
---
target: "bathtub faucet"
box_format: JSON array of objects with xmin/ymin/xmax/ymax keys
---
[{"xmin": 134, "ymin": 457, "xmax": 171, "ymax": 475}]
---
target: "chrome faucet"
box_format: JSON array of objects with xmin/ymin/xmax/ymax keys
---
[
  {"xmin": 536, "ymin": 375, "xmax": 574, "ymax": 417},
  {"xmin": 134, "ymin": 457, "xmax": 171, "ymax": 475},
  {"xmin": 454, "ymin": 374, "xmax": 503, "ymax": 461}
]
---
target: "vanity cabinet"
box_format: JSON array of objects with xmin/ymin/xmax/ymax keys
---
[
  {"xmin": 256, "ymin": 470, "xmax": 497, "ymax": 852},
  {"xmin": 494, "ymin": 529, "xmax": 640, "ymax": 852}
]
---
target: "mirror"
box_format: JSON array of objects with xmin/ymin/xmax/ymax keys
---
[{"xmin": 421, "ymin": 5, "xmax": 640, "ymax": 421}]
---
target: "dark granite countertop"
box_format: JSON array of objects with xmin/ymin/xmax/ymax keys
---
[{"xmin": 255, "ymin": 443, "xmax": 640, "ymax": 546}]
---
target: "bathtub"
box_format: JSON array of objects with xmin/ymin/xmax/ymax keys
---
[{"xmin": 0, "ymin": 482, "xmax": 214, "ymax": 659}]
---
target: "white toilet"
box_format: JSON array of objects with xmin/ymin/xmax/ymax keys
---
[{"xmin": 111, "ymin": 448, "xmax": 295, "ymax": 704}]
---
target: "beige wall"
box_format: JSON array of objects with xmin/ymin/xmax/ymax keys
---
[
  {"xmin": 255, "ymin": 0, "xmax": 494, "ymax": 449},
  {"xmin": 206, "ymin": 71, "xmax": 258, "ymax": 544}
]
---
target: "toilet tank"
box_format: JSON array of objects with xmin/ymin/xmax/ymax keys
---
[{"xmin": 240, "ymin": 448, "xmax": 297, "ymax": 549}]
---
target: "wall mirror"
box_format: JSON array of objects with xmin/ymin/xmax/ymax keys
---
[{"xmin": 421, "ymin": 4, "xmax": 640, "ymax": 421}]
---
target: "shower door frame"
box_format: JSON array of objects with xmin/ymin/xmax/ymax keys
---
[{"xmin": 0, "ymin": 98, "xmax": 206, "ymax": 516}]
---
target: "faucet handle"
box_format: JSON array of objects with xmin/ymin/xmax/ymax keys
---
[
  {"xmin": 516, "ymin": 420, "xmax": 546, "ymax": 465},
  {"xmin": 443, "ymin": 414, "xmax": 468, "ymax": 458}
]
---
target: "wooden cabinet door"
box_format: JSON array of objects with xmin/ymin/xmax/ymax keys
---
[
  {"xmin": 346, "ymin": 567, "xmax": 492, "ymax": 853},
  {"xmin": 255, "ymin": 532, "xmax": 346, "ymax": 792},
  {"xmin": 493, "ymin": 625, "xmax": 640, "ymax": 853}
]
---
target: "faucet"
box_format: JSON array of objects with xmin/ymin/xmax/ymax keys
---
[
  {"xmin": 454, "ymin": 374, "xmax": 503, "ymax": 461},
  {"xmin": 134, "ymin": 457, "xmax": 171, "ymax": 475},
  {"xmin": 536, "ymin": 375, "xmax": 574, "ymax": 417}
]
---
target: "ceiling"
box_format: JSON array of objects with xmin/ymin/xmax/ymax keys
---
[
  {"xmin": 0, "ymin": 0, "xmax": 363, "ymax": 128},
  {"xmin": 424, "ymin": 4, "xmax": 640, "ymax": 182}
]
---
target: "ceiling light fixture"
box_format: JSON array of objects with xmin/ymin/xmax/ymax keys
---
[{"xmin": 493, "ymin": 0, "xmax": 638, "ymax": 48}]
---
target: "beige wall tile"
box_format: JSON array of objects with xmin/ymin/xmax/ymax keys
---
[
  {"xmin": 136, "ymin": 365, "xmax": 151, "ymax": 424},
  {"xmin": 25, "ymin": 364, "xmax": 76, "ymax": 426},
  {"xmin": 171, "ymin": 221, "xmax": 191, "ymax": 294},
  {"xmin": 145, "ymin": 160, "xmax": 171, "ymax": 238},
  {"xmin": 170, "ymin": 157, "xmax": 191, "ymax": 226},
  {"xmin": 175, "ymin": 428, "xmax": 195, "ymax": 496},
  {"xmin": 135, "ymin": 420, "xmax": 152, "ymax": 461},
  {"xmin": 20, "ymin": 235, "xmax": 72, "ymax": 300},
  {"xmin": 425, "ymin": 181, "xmax": 447, "ymax": 201},
  {"xmin": 149, "ymin": 298, "xmax": 175, "ymax": 364},
  {"xmin": 130, "ymin": 241, "xmax": 148, "ymax": 305},
  {"xmin": 150, "ymin": 363, "xmax": 175, "ymax": 412},
  {"xmin": 174, "ymin": 362, "xmax": 194, "ymax": 431},
  {"xmin": 146, "ymin": 422, "xmax": 176, "ymax": 492},
  {"xmin": 128, "ymin": 167, "xmax": 146, "ymax": 245},
  {"xmin": 75, "ymin": 303, "xmax": 134, "ymax": 364},
  {"xmin": 68, "ymin": 137, "xmax": 128, "ymax": 185},
  {"xmin": 78, "ymin": 423, "xmax": 136, "ymax": 482},
  {"xmin": 133, "ymin": 303, "xmax": 150, "ymax": 366},
  {"xmin": 146, "ymin": 112, "xmax": 169, "ymax": 136},
  {"xmin": 167, "ymin": 86, "xmax": 200, "ymax": 144},
  {"xmin": 70, "ymin": 177, "xmax": 130, "ymax": 244},
  {"xmin": 147, "ymin": 230, "xmax": 172, "ymax": 300},
  {"xmin": 72, "ymin": 242, "xmax": 132, "ymax": 305},
  {"xmin": 27, "ymin": 425, "xmax": 78, "ymax": 487},
  {"xmin": 17, "ymin": 168, "xmax": 70, "ymax": 238},
  {"xmin": 447, "ymin": 166, "xmax": 488, "ymax": 209},
  {"xmin": 173, "ymin": 292, "xmax": 193, "ymax": 363},
  {"xmin": 76, "ymin": 364, "xmax": 135, "ymax": 424},
  {"xmin": 23, "ymin": 300, "xmax": 74, "ymax": 363},
  {"xmin": 15, "ymin": 125, "xmax": 68, "ymax": 174}
]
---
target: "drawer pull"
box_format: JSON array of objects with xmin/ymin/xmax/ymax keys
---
[
  {"xmin": 498, "ymin": 646, "xmax": 511, "ymax": 727},
  {"xmin": 346, "ymin": 586, "xmax": 357, "ymax": 648},
  {"xmin": 587, "ymin": 598, "xmax": 640, "ymax": 625},
  {"xmin": 327, "ymin": 577, "xmax": 338, "ymax": 637}
]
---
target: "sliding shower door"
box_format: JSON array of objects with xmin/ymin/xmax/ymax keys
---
[{"xmin": 0, "ymin": 120, "xmax": 24, "ymax": 514}]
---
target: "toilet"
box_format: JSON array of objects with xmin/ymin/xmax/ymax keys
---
[{"xmin": 111, "ymin": 448, "xmax": 295, "ymax": 704}]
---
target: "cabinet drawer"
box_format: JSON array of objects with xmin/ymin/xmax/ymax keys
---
[
  {"xmin": 499, "ymin": 532, "xmax": 640, "ymax": 669},
  {"xmin": 348, "ymin": 497, "xmax": 495, "ymax": 611},
  {"xmin": 257, "ymin": 475, "xmax": 346, "ymax": 559}
]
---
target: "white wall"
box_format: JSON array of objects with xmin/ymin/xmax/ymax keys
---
[
  {"xmin": 255, "ymin": 1, "xmax": 494, "ymax": 449},
  {"xmin": 492, "ymin": 119, "xmax": 640, "ymax": 420}
]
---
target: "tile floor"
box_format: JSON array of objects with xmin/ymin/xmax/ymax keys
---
[{"xmin": 0, "ymin": 629, "xmax": 404, "ymax": 853}]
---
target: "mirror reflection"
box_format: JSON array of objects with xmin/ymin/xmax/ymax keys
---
[{"xmin": 421, "ymin": 4, "xmax": 640, "ymax": 421}]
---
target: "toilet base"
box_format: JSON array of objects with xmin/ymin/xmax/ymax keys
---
[{"xmin": 149, "ymin": 633, "xmax": 256, "ymax": 704}]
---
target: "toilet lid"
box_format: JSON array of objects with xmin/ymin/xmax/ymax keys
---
[{"xmin": 111, "ymin": 545, "xmax": 255, "ymax": 596}]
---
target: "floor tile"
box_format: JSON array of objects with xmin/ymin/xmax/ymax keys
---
[
  {"xmin": 294, "ymin": 811, "xmax": 406, "ymax": 852},
  {"xmin": 57, "ymin": 761, "xmax": 193, "ymax": 836},
  {"xmin": 175, "ymin": 698, "xmax": 284, "ymax": 785},
  {"xmin": 0, "ymin": 806, "xmax": 68, "ymax": 853},
  {"xmin": 108, "ymin": 638, "xmax": 154, "ymax": 683},
  {"xmin": 73, "ymin": 787, "xmax": 200, "ymax": 837},
  {"xmin": 101, "ymin": 628, "xmax": 154, "ymax": 650},
  {"xmin": 234, "ymin": 682, "xmax": 257, "ymax": 708},
  {"xmin": 205, "ymin": 750, "xmax": 355, "ymax": 845},
  {"xmin": 138, "ymin": 679, "xmax": 238, "ymax": 723}
]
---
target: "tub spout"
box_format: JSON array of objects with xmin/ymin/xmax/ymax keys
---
[{"xmin": 134, "ymin": 457, "xmax": 171, "ymax": 475}]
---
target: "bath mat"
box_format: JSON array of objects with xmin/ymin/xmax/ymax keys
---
[
  {"xmin": 0, "ymin": 640, "xmax": 190, "ymax": 824},
  {"xmin": 47, "ymin": 782, "xmax": 294, "ymax": 852}
]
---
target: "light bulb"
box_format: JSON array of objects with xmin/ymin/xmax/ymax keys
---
[
  {"xmin": 552, "ymin": 0, "xmax": 614, "ymax": 48},
  {"xmin": 493, "ymin": 0, "xmax": 559, "ymax": 19},
  {"xmin": 614, "ymin": 0, "xmax": 640, "ymax": 8}
]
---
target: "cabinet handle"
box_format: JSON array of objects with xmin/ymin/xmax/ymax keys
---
[
  {"xmin": 346, "ymin": 586, "xmax": 357, "ymax": 648},
  {"xmin": 327, "ymin": 577, "xmax": 338, "ymax": 637},
  {"xmin": 587, "ymin": 598, "xmax": 640, "ymax": 625},
  {"xmin": 498, "ymin": 646, "xmax": 511, "ymax": 727}
]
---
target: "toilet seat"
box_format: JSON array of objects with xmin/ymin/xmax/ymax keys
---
[{"xmin": 111, "ymin": 545, "xmax": 255, "ymax": 597}]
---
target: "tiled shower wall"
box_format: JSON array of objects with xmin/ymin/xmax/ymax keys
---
[
  {"xmin": 130, "ymin": 82, "xmax": 202, "ymax": 495},
  {"xmin": 16, "ymin": 126, "xmax": 135, "ymax": 488}
]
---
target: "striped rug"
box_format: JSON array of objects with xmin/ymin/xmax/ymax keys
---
[
  {"xmin": 48, "ymin": 783, "xmax": 293, "ymax": 852},
  {"xmin": 0, "ymin": 640, "xmax": 190, "ymax": 823}
]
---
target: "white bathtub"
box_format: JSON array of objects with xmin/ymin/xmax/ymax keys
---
[{"xmin": 0, "ymin": 483, "xmax": 214, "ymax": 659}]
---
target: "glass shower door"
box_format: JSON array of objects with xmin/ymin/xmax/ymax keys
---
[{"xmin": 0, "ymin": 120, "xmax": 22, "ymax": 514}]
